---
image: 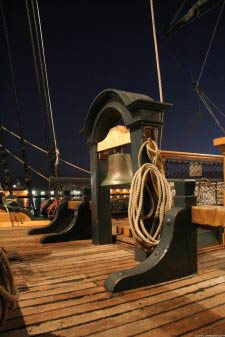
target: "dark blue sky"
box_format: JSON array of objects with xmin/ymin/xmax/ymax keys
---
[{"xmin": 1, "ymin": 0, "xmax": 225, "ymax": 187}]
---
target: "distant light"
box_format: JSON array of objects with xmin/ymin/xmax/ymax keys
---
[
  {"xmin": 32, "ymin": 190, "xmax": 36, "ymax": 195},
  {"xmin": 50, "ymin": 191, "xmax": 54, "ymax": 195},
  {"xmin": 71, "ymin": 189, "xmax": 81, "ymax": 196},
  {"xmin": 40, "ymin": 191, "xmax": 45, "ymax": 195},
  {"xmin": 13, "ymin": 184, "xmax": 16, "ymax": 188}
]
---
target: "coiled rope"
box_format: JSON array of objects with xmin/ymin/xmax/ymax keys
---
[
  {"xmin": 128, "ymin": 139, "xmax": 173, "ymax": 251},
  {"xmin": 0, "ymin": 247, "xmax": 18, "ymax": 328}
]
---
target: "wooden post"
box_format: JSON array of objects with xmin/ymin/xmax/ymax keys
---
[{"xmin": 213, "ymin": 137, "xmax": 225, "ymax": 205}]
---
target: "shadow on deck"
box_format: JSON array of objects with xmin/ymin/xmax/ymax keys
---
[{"xmin": 0, "ymin": 226, "xmax": 225, "ymax": 337}]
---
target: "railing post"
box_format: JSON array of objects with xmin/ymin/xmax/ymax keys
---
[{"xmin": 213, "ymin": 137, "xmax": 225, "ymax": 205}]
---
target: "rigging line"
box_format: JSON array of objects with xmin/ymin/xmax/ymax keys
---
[
  {"xmin": 168, "ymin": 0, "xmax": 187, "ymax": 27},
  {"xmin": 0, "ymin": 122, "xmax": 12, "ymax": 192},
  {"xmin": 201, "ymin": 91, "xmax": 225, "ymax": 118},
  {"xmin": 32, "ymin": 0, "xmax": 60, "ymax": 187},
  {"xmin": 1, "ymin": 125, "xmax": 47, "ymax": 153},
  {"xmin": 59, "ymin": 158, "xmax": 90, "ymax": 174},
  {"xmin": 167, "ymin": 35, "xmax": 225, "ymax": 130},
  {"xmin": 150, "ymin": 0, "xmax": 163, "ymax": 103},
  {"xmin": 28, "ymin": 0, "xmax": 57, "ymax": 177},
  {"xmin": 34, "ymin": 0, "xmax": 59, "ymax": 167},
  {"xmin": 0, "ymin": 0, "xmax": 31, "ymax": 186},
  {"xmin": 169, "ymin": 39, "xmax": 225, "ymax": 83},
  {"xmin": 195, "ymin": 86, "xmax": 225, "ymax": 134},
  {"xmin": 197, "ymin": 0, "xmax": 225, "ymax": 85},
  {"xmin": 24, "ymin": 0, "xmax": 46, "ymax": 130},
  {"xmin": 165, "ymin": 0, "xmax": 223, "ymax": 38},
  {"xmin": 0, "ymin": 125, "xmax": 91, "ymax": 174},
  {"xmin": 0, "ymin": 145, "xmax": 49, "ymax": 181},
  {"xmin": 149, "ymin": 0, "xmax": 163, "ymax": 148},
  {"xmin": 25, "ymin": 0, "xmax": 53, "ymax": 157},
  {"xmin": 30, "ymin": 0, "xmax": 55, "ymax": 150},
  {"xmin": 167, "ymin": 41, "xmax": 195, "ymax": 84}
]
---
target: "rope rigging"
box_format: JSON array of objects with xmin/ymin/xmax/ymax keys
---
[
  {"xmin": 202, "ymin": 91, "xmax": 225, "ymax": 119},
  {"xmin": 166, "ymin": 0, "xmax": 225, "ymax": 136},
  {"xmin": 165, "ymin": 0, "xmax": 223, "ymax": 38},
  {"xmin": 0, "ymin": 122, "xmax": 12, "ymax": 192},
  {"xmin": 1, "ymin": 1, "xmax": 90, "ymax": 185},
  {"xmin": 0, "ymin": 0, "xmax": 32, "ymax": 191},
  {"xmin": 195, "ymin": 85, "xmax": 225, "ymax": 135},
  {"xmin": 168, "ymin": 39, "xmax": 225, "ymax": 84},
  {"xmin": 0, "ymin": 144, "xmax": 49, "ymax": 181},
  {"xmin": 129, "ymin": 139, "xmax": 172, "ymax": 251},
  {"xmin": 25, "ymin": 0, "xmax": 59, "ymax": 178},
  {"xmin": 197, "ymin": 0, "xmax": 225, "ymax": 85},
  {"xmin": 0, "ymin": 124, "xmax": 91, "ymax": 174}
]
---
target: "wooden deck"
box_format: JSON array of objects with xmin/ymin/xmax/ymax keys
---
[{"xmin": 1, "ymin": 227, "xmax": 225, "ymax": 336}]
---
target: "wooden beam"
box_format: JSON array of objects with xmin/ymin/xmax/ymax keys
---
[{"xmin": 97, "ymin": 126, "xmax": 131, "ymax": 152}]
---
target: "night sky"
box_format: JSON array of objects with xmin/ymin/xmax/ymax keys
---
[{"xmin": 1, "ymin": 0, "xmax": 225, "ymax": 187}]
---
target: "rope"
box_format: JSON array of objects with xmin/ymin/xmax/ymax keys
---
[
  {"xmin": 0, "ymin": 0, "xmax": 32, "ymax": 189},
  {"xmin": 34, "ymin": 0, "xmax": 59, "ymax": 176},
  {"xmin": 0, "ymin": 123, "xmax": 12, "ymax": 192},
  {"xmin": 25, "ymin": 0, "xmax": 50, "ymax": 156},
  {"xmin": 165, "ymin": 0, "xmax": 223, "ymax": 38},
  {"xmin": 149, "ymin": 0, "xmax": 164, "ymax": 148},
  {"xmin": 0, "ymin": 247, "xmax": 18, "ymax": 328},
  {"xmin": 197, "ymin": 0, "xmax": 225, "ymax": 85},
  {"xmin": 195, "ymin": 86, "xmax": 225, "ymax": 134},
  {"xmin": 168, "ymin": 39, "xmax": 225, "ymax": 135},
  {"xmin": 168, "ymin": 0, "xmax": 187, "ymax": 28},
  {"xmin": 25, "ymin": 0, "xmax": 59, "ymax": 178},
  {"xmin": 149, "ymin": 0, "xmax": 163, "ymax": 103},
  {"xmin": 0, "ymin": 125, "xmax": 91, "ymax": 174},
  {"xmin": 0, "ymin": 145, "xmax": 49, "ymax": 181},
  {"xmin": 35, "ymin": 0, "xmax": 57, "ymax": 155},
  {"xmin": 128, "ymin": 139, "xmax": 172, "ymax": 251},
  {"xmin": 59, "ymin": 158, "xmax": 90, "ymax": 174},
  {"xmin": 201, "ymin": 91, "xmax": 225, "ymax": 119},
  {"xmin": 167, "ymin": 41, "xmax": 196, "ymax": 84}
]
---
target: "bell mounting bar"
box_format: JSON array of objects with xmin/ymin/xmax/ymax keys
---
[{"xmin": 97, "ymin": 125, "xmax": 131, "ymax": 152}]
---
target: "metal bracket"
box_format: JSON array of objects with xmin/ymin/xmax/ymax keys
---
[{"xmin": 105, "ymin": 179, "xmax": 197, "ymax": 293}]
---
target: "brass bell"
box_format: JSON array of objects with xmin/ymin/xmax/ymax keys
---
[{"xmin": 101, "ymin": 153, "xmax": 133, "ymax": 187}]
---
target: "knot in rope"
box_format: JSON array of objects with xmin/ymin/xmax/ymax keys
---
[
  {"xmin": 0, "ymin": 247, "xmax": 18, "ymax": 328},
  {"xmin": 129, "ymin": 139, "xmax": 172, "ymax": 251}
]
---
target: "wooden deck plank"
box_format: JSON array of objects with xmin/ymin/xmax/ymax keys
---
[
  {"xmin": 0, "ymin": 226, "xmax": 225, "ymax": 337},
  {"xmin": 4, "ymin": 274, "xmax": 225, "ymax": 332}
]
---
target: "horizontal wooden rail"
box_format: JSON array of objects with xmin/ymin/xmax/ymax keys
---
[{"xmin": 160, "ymin": 150, "xmax": 223, "ymax": 163}]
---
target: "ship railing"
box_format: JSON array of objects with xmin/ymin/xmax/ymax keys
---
[{"xmin": 161, "ymin": 150, "xmax": 224, "ymax": 206}]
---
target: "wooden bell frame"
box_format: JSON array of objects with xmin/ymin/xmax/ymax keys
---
[{"xmin": 82, "ymin": 89, "xmax": 171, "ymax": 248}]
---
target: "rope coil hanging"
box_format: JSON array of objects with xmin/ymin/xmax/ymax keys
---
[
  {"xmin": 0, "ymin": 247, "xmax": 18, "ymax": 328},
  {"xmin": 128, "ymin": 139, "xmax": 173, "ymax": 251}
]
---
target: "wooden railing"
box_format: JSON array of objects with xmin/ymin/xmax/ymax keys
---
[{"xmin": 160, "ymin": 150, "xmax": 223, "ymax": 163}]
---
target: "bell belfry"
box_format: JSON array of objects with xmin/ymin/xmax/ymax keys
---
[{"xmin": 82, "ymin": 88, "xmax": 171, "ymax": 247}]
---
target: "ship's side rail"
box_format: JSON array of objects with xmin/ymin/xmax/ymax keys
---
[{"xmin": 161, "ymin": 150, "xmax": 224, "ymax": 206}]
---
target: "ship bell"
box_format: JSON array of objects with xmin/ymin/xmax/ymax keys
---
[{"xmin": 101, "ymin": 153, "xmax": 133, "ymax": 187}]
